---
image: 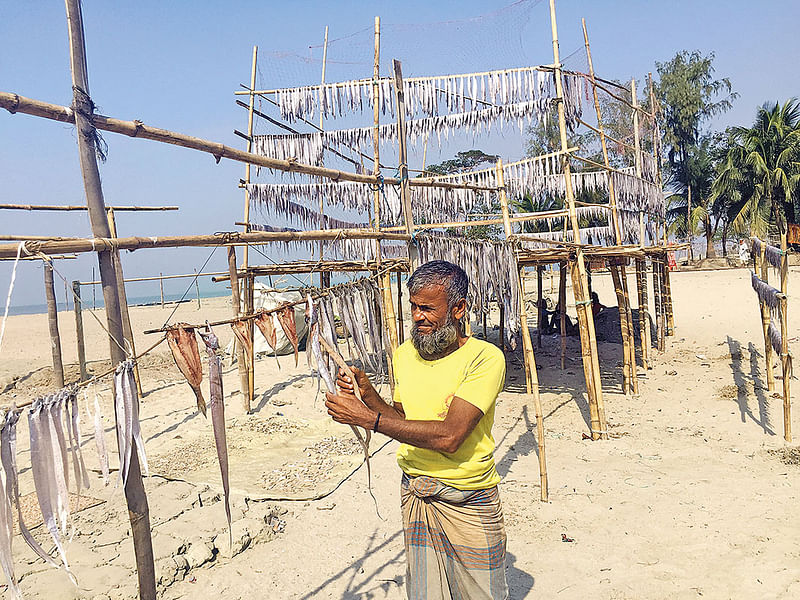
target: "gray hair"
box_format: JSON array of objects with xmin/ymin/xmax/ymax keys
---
[{"xmin": 407, "ymin": 260, "xmax": 468, "ymax": 309}]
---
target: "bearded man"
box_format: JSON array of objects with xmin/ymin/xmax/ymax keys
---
[{"xmin": 325, "ymin": 260, "xmax": 508, "ymax": 600}]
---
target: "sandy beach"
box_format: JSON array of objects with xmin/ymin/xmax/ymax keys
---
[{"xmin": 0, "ymin": 265, "xmax": 798, "ymax": 599}]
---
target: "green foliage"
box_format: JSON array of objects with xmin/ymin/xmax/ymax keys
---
[
  {"xmin": 423, "ymin": 149, "xmax": 499, "ymax": 176},
  {"xmin": 712, "ymin": 99, "xmax": 800, "ymax": 236},
  {"xmin": 655, "ymin": 50, "xmax": 738, "ymax": 166}
]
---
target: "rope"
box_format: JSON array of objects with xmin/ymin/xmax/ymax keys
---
[{"xmin": 0, "ymin": 242, "xmax": 24, "ymax": 357}]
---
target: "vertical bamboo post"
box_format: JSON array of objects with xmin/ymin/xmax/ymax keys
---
[
  {"xmin": 610, "ymin": 263, "xmax": 631, "ymax": 394},
  {"xmin": 663, "ymin": 259, "xmax": 674, "ymax": 334},
  {"xmin": 581, "ymin": 18, "xmax": 622, "ymax": 242},
  {"xmin": 91, "ymin": 266, "xmax": 96, "ymax": 309},
  {"xmin": 620, "ymin": 264, "xmax": 639, "ymax": 393},
  {"xmin": 517, "ymin": 266, "xmax": 548, "ymax": 502},
  {"xmin": 631, "ymin": 78, "xmax": 645, "ymax": 248},
  {"xmin": 392, "ymin": 59, "xmax": 418, "ymax": 270},
  {"xmin": 687, "ymin": 185, "xmax": 693, "ymax": 262},
  {"xmin": 194, "ymin": 268, "xmax": 201, "ymax": 308},
  {"xmin": 496, "ymin": 159, "xmax": 513, "ymax": 239},
  {"xmin": 227, "ymin": 247, "xmax": 250, "ymax": 405},
  {"xmin": 635, "ymin": 258, "xmax": 651, "ymax": 369},
  {"xmin": 318, "ymin": 27, "xmax": 329, "ymax": 288},
  {"xmin": 372, "ymin": 16, "xmax": 382, "ymax": 264},
  {"xmin": 107, "ymin": 207, "xmax": 142, "ymax": 395},
  {"xmin": 242, "ymin": 45, "xmax": 258, "ymax": 273},
  {"xmin": 159, "ymin": 273, "xmax": 164, "ymax": 307},
  {"xmin": 72, "ymin": 280, "xmax": 88, "ymax": 381},
  {"xmin": 780, "ymin": 232, "xmax": 791, "ymax": 442},
  {"xmin": 64, "ymin": 2, "xmax": 155, "ymax": 597},
  {"xmin": 245, "ymin": 274, "xmax": 255, "ymax": 410},
  {"xmin": 64, "ymin": 278, "xmax": 70, "ymax": 311},
  {"xmin": 759, "ymin": 242, "xmax": 775, "ymax": 391},
  {"xmin": 549, "ymin": 0, "xmax": 606, "ymax": 439},
  {"xmin": 559, "ymin": 261, "xmax": 567, "ymax": 369},
  {"xmin": 536, "ymin": 266, "xmax": 544, "ymax": 348},
  {"xmin": 654, "ymin": 258, "xmax": 666, "ymax": 351},
  {"xmin": 44, "ymin": 262, "xmax": 65, "ymax": 388}
]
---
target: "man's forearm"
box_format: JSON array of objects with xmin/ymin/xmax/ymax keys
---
[
  {"xmin": 373, "ymin": 412, "xmax": 457, "ymax": 453},
  {"xmin": 361, "ymin": 387, "xmax": 403, "ymax": 419}
]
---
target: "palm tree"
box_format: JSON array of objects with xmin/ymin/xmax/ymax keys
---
[{"xmin": 712, "ymin": 99, "xmax": 800, "ymax": 237}]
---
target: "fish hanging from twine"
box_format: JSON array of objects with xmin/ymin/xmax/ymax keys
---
[
  {"xmin": 198, "ymin": 325, "xmax": 232, "ymax": 549},
  {"xmin": 166, "ymin": 325, "xmax": 207, "ymax": 417},
  {"xmin": 751, "ymin": 271, "xmax": 782, "ymax": 312},
  {"xmin": 114, "ymin": 360, "xmax": 149, "ymax": 489}
]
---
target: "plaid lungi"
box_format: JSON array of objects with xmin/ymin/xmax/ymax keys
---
[{"xmin": 401, "ymin": 473, "xmax": 508, "ymax": 600}]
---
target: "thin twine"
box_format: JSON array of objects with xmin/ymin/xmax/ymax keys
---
[
  {"xmin": 0, "ymin": 242, "xmax": 24, "ymax": 357},
  {"xmin": 33, "ymin": 252, "xmax": 129, "ymax": 357},
  {"xmin": 161, "ymin": 245, "xmax": 221, "ymax": 328}
]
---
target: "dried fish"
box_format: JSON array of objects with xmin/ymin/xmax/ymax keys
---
[
  {"xmin": 84, "ymin": 388, "xmax": 109, "ymax": 485},
  {"xmin": 230, "ymin": 319, "xmax": 254, "ymax": 371},
  {"xmin": 0, "ymin": 411, "xmax": 20, "ymax": 598},
  {"xmin": 254, "ymin": 311, "xmax": 281, "ymax": 370},
  {"xmin": 306, "ymin": 296, "xmax": 336, "ymax": 392},
  {"xmin": 166, "ymin": 325, "xmax": 207, "ymax": 417},
  {"xmin": 276, "ymin": 305, "xmax": 300, "ymax": 366},
  {"xmin": 198, "ymin": 325, "xmax": 232, "ymax": 547},
  {"xmin": 114, "ymin": 361, "xmax": 149, "ymax": 489}
]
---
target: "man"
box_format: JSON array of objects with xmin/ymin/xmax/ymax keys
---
[
  {"xmin": 738, "ymin": 239, "xmax": 750, "ymax": 266},
  {"xmin": 325, "ymin": 260, "xmax": 508, "ymax": 600}
]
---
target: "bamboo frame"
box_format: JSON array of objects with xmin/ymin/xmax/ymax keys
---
[
  {"xmin": 0, "ymin": 204, "xmax": 178, "ymax": 211},
  {"xmin": 779, "ymin": 232, "xmax": 791, "ymax": 442},
  {"xmin": 43, "ymin": 262, "xmax": 65, "ymax": 388}
]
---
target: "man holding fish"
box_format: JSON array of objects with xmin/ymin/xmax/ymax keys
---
[{"xmin": 325, "ymin": 260, "xmax": 508, "ymax": 600}]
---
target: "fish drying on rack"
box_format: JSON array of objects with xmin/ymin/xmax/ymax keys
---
[
  {"xmin": 198, "ymin": 325, "xmax": 232, "ymax": 546},
  {"xmin": 230, "ymin": 319, "xmax": 254, "ymax": 371},
  {"xmin": 254, "ymin": 311, "xmax": 281, "ymax": 369},
  {"xmin": 276, "ymin": 305, "xmax": 300, "ymax": 366},
  {"xmin": 114, "ymin": 360, "xmax": 149, "ymax": 488},
  {"xmin": 166, "ymin": 325, "xmax": 207, "ymax": 416}
]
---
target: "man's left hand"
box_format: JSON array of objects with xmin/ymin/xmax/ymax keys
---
[{"xmin": 325, "ymin": 391, "xmax": 374, "ymax": 429}]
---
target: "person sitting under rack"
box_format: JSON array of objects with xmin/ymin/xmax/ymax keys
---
[
  {"xmin": 591, "ymin": 291, "xmax": 607, "ymax": 317},
  {"xmin": 540, "ymin": 299, "xmax": 578, "ymax": 335}
]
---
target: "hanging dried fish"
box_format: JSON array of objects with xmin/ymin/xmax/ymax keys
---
[
  {"xmin": 254, "ymin": 311, "xmax": 281, "ymax": 369},
  {"xmin": 276, "ymin": 305, "xmax": 300, "ymax": 366},
  {"xmin": 114, "ymin": 360, "xmax": 149, "ymax": 489},
  {"xmin": 198, "ymin": 325, "xmax": 232, "ymax": 547},
  {"xmin": 166, "ymin": 325, "xmax": 207, "ymax": 417},
  {"xmin": 84, "ymin": 388, "xmax": 110, "ymax": 485},
  {"xmin": 230, "ymin": 319, "xmax": 254, "ymax": 370}
]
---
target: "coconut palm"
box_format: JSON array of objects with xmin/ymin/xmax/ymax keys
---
[{"xmin": 712, "ymin": 99, "xmax": 800, "ymax": 236}]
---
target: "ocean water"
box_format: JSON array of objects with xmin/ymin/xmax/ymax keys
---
[{"xmin": 7, "ymin": 291, "xmax": 230, "ymax": 317}]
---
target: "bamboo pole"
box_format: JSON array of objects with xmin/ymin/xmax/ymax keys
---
[
  {"xmin": 517, "ymin": 266, "xmax": 548, "ymax": 501},
  {"xmin": 687, "ymin": 185, "xmax": 693, "ymax": 262},
  {"xmin": 43, "ymin": 262, "xmax": 65, "ymax": 388},
  {"xmin": 759, "ymin": 242, "xmax": 775, "ymax": 391},
  {"xmin": 620, "ymin": 264, "xmax": 639, "ymax": 393},
  {"xmin": 396, "ymin": 271, "xmax": 404, "ymax": 343},
  {"xmin": 242, "ymin": 45, "xmax": 258, "ymax": 273},
  {"xmin": 392, "ymin": 59, "xmax": 418, "ymax": 270},
  {"xmin": 499, "ymin": 302, "xmax": 505, "ymax": 352},
  {"xmin": 245, "ymin": 274, "xmax": 255, "ymax": 410},
  {"xmin": 318, "ymin": 27, "xmax": 328, "ymax": 288},
  {"xmin": 0, "ymin": 92, "xmax": 497, "ymax": 192},
  {"xmin": 549, "ymin": 0, "xmax": 606, "ymax": 439},
  {"xmin": 581, "ymin": 19, "xmax": 622, "ymax": 243},
  {"xmin": 663, "ymin": 259, "xmax": 674, "ymax": 334},
  {"xmin": 559, "ymin": 261, "xmax": 567, "ymax": 369},
  {"xmin": 609, "ymin": 264, "xmax": 631, "ymax": 394},
  {"xmin": 72, "ymin": 280, "xmax": 88, "ymax": 381},
  {"xmin": 0, "ymin": 204, "xmax": 178, "ymax": 211},
  {"xmin": 159, "ymin": 273, "xmax": 164, "ymax": 307},
  {"xmin": 107, "ymin": 208, "xmax": 142, "ymax": 395},
  {"xmin": 496, "ymin": 159, "xmax": 513, "ymax": 239},
  {"xmin": 536, "ymin": 266, "xmax": 544, "ymax": 348},
  {"xmin": 194, "ymin": 268, "xmax": 201, "ymax": 308},
  {"xmin": 227, "ymin": 246, "xmax": 250, "ymax": 404},
  {"xmin": 81, "ymin": 270, "xmax": 230, "ymax": 286},
  {"xmin": 64, "ymin": 2, "xmax": 155, "ymax": 597},
  {"xmin": 635, "ymin": 258, "xmax": 651, "ymax": 370},
  {"xmin": 780, "ymin": 231, "xmax": 791, "ymax": 442}
]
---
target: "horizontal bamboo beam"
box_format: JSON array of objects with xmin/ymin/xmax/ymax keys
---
[
  {"xmin": 210, "ymin": 258, "xmax": 409, "ymax": 282},
  {"xmin": 0, "ymin": 254, "xmax": 77, "ymax": 261},
  {"xmin": 0, "ymin": 228, "xmax": 411, "ymax": 259},
  {"xmin": 0, "ymin": 234, "xmax": 83, "ymax": 241},
  {"xmin": 0, "ymin": 92, "xmax": 495, "ymax": 193},
  {"xmin": 0, "ymin": 204, "xmax": 178, "ymax": 212},
  {"xmin": 79, "ymin": 270, "xmax": 231, "ymax": 286}
]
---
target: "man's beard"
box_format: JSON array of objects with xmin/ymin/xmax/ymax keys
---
[{"xmin": 411, "ymin": 312, "xmax": 459, "ymax": 359}]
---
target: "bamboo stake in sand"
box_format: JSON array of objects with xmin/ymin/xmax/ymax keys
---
[
  {"xmin": 517, "ymin": 267, "xmax": 548, "ymax": 501},
  {"xmin": 43, "ymin": 262, "xmax": 65, "ymax": 388},
  {"xmin": 780, "ymin": 232, "xmax": 792, "ymax": 442},
  {"xmin": 758, "ymin": 242, "xmax": 775, "ymax": 391},
  {"xmin": 72, "ymin": 280, "xmax": 88, "ymax": 381}
]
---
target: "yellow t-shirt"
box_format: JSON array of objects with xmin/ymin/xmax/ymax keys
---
[{"xmin": 392, "ymin": 336, "xmax": 505, "ymax": 490}]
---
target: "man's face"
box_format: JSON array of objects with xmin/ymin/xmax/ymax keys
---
[{"xmin": 409, "ymin": 284, "xmax": 466, "ymax": 359}]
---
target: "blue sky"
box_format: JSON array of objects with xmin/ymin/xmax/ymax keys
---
[{"xmin": 1, "ymin": 0, "xmax": 798, "ymax": 306}]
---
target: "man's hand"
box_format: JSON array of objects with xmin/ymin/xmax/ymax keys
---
[
  {"xmin": 325, "ymin": 391, "xmax": 374, "ymax": 429},
  {"xmin": 336, "ymin": 366, "xmax": 375, "ymax": 401}
]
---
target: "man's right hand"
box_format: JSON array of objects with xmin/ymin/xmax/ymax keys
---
[{"xmin": 336, "ymin": 366, "xmax": 375, "ymax": 401}]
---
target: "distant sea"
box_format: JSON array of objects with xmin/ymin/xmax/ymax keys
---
[{"xmin": 7, "ymin": 290, "xmax": 230, "ymax": 317}]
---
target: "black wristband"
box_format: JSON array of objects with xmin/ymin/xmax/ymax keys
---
[{"xmin": 373, "ymin": 412, "xmax": 381, "ymax": 432}]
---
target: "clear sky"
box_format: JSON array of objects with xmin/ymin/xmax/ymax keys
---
[{"xmin": 1, "ymin": 0, "xmax": 798, "ymax": 307}]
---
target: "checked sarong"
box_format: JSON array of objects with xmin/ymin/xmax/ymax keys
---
[{"xmin": 401, "ymin": 473, "xmax": 508, "ymax": 600}]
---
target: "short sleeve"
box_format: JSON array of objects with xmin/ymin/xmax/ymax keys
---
[{"xmin": 453, "ymin": 346, "xmax": 506, "ymax": 414}]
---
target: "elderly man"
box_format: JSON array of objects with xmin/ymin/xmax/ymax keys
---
[{"xmin": 325, "ymin": 260, "xmax": 508, "ymax": 600}]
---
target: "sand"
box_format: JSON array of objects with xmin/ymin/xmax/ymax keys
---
[{"xmin": 0, "ymin": 266, "xmax": 798, "ymax": 599}]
